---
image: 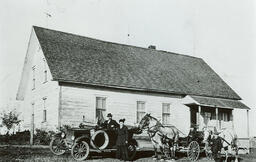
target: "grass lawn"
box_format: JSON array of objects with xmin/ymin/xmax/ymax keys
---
[{"xmin": 0, "ymin": 145, "xmax": 255, "ymax": 162}]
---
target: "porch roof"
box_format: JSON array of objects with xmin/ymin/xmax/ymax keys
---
[{"xmin": 186, "ymin": 95, "xmax": 250, "ymax": 110}]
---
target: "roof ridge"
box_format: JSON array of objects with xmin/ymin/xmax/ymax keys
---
[{"xmin": 33, "ymin": 26, "xmax": 201, "ymax": 60}]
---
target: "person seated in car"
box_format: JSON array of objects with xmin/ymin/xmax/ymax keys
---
[{"xmin": 101, "ymin": 113, "xmax": 119, "ymax": 130}]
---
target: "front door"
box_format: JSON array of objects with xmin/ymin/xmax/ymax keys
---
[{"xmin": 190, "ymin": 108, "xmax": 197, "ymax": 127}]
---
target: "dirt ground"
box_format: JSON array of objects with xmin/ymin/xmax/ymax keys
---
[{"xmin": 0, "ymin": 146, "xmax": 255, "ymax": 162}]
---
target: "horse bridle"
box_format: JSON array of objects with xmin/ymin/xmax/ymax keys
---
[{"xmin": 141, "ymin": 120, "xmax": 164, "ymax": 139}]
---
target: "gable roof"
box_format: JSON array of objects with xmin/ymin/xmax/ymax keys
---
[{"xmin": 33, "ymin": 26, "xmax": 241, "ymax": 100}]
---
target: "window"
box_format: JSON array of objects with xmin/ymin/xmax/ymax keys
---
[
  {"xmin": 42, "ymin": 97, "xmax": 47, "ymax": 122},
  {"xmin": 31, "ymin": 103, "xmax": 35, "ymax": 115},
  {"xmin": 96, "ymin": 97, "xmax": 106, "ymax": 120},
  {"xmin": 44, "ymin": 70, "xmax": 47, "ymax": 83},
  {"xmin": 137, "ymin": 101, "xmax": 146, "ymax": 123},
  {"xmin": 219, "ymin": 112, "xmax": 230, "ymax": 122},
  {"xmin": 43, "ymin": 110, "xmax": 47, "ymax": 122},
  {"xmin": 210, "ymin": 111, "xmax": 216, "ymax": 120},
  {"xmin": 32, "ymin": 66, "xmax": 36, "ymax": 90},
  {"xmin": 162, "ymin": 103, "xmax": 170, "ymax": 125},
  {"xmin": 43, "ymin": 59, "xmax": 47, "ymax": 83}
]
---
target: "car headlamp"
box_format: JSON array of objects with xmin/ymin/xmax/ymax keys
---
[
  {"xmin": 90, "ymin": 129, "xmax": 95, "ymax": 136},
  {"xmin": 61, "ymin": 132, "xmax": 65, "ymax": 138}
]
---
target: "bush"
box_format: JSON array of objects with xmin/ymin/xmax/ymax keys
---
[
  {"xmin": 0, "ymin": 129, "xmax": 56, "ymax": 145},
  {"xmin": 34, "ymin": 129, "xmax": 55, "ymax": 145},
  {"xmin": 0, "ymin": 130, "xmax": 30, "ymax": 145}
]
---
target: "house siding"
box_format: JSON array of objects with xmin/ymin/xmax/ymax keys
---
[
  {"xmin": 60, "ymin": 84, "xmax": 191, "ymax": 136},
  {"xmin": 233, "ymin": 109, "xmax": 249, "ymax": 138},
  {"xmin": 20, "ymin": 30, "xmax": 59, "ymax": 131}
]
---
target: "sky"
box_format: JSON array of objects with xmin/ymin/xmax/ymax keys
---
[{"xmin": 0, "ymin": 0, "xmax": 255, "ymax": 135}]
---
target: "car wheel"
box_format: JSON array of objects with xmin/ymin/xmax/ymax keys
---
[{"xmin": 71, "ymin": 141, "xmax": 90, "ymax": 161}]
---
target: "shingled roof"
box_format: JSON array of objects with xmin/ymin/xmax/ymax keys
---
[{"xmin": 33, "ymin": 26, "xmax": 241, "ymax": 100}]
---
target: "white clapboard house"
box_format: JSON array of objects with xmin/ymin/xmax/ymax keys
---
[{"xmin": 17, "ymin": 26, "xmax": 250, "ymax": 138}]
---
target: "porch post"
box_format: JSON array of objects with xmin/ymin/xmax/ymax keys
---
[
  {"xmin": 198, "ymin": 105, "xmax": 201, "ymax": 130},
  {"xmin": 247, "ymin": 110, "xmax": 249, "ymax": 138},
  {"xmin": 231, "ymin": 109, "xmax": 234, "ymax": 129},
  {"xmin": 215, "ymin": 107, "xmax": 219, "ymax": 130}
]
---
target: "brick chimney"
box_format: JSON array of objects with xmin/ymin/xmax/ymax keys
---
[{"xmin": 148, "ymin": 45, "xmax": 156, "ymax": 50}]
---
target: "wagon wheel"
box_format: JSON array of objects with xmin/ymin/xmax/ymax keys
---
[
  {"xmin": 127, "ymin": 143, "xmax": 137, "ymax": 161},
  {"xmin": 187, "ymin": 141, "xmax": 200, "ymax": 161},
  {"xmin": 71, "ymin": 141, "xmax": 90, "ymax": 161},
  {"xmin": 49, "ymin": 137, "xmax": 66, "ymax": 155}
]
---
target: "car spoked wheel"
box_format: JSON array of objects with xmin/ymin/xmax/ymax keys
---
[
  {"xmin": 127, "ymin": 143, "xmax": 137, "ymax": 161},
  {"xmin": 71, "ymin": 141, "xmax": 90, "ymax": 161},
  {"xmin": 49, "ymin": 137, "xmax": 66, "ymax": 155}
]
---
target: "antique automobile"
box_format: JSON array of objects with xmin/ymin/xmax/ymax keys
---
[{"xmin": 49, "ymin": 125, "xmax": 140, "ymax": 161}]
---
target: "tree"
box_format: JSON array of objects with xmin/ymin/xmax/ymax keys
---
[{"xmin": 0, "ymin": 110, "xmax": 21, "ymax": 134}]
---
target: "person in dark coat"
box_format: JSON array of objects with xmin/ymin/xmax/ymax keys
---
[
  {"xmin": 101, "ymin": 113, "xmax": 119, "ymax": 130},
  {"xmin": 116, "ymin": 119, "xmax": 129, "ymax": 161},
  {"xmin": 211, "ymin": 129, "xmax": 223, "ymax": 162}
]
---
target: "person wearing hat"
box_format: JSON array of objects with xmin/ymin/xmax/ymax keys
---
[
  {"xmin": 211, "ymin": 128, "xmax": 223, "ymax": 162},
  {"xmin": 101, "ymin": 113, "xmax": 119, "ymax": 130},
  {"xmin": 116, "ymin": 118, "xmax": 129, "ymax": 161}
]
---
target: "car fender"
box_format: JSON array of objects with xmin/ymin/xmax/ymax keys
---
[{"xmin": 74, "ymin": 135, "xmax": 90, "ymax": 143}]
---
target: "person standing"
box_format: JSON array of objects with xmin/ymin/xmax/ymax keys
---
[
  {"xmin": 211, "ymin": 129, "xmax": 223, "ymax": 162},
  {"xmin": 116, "ymin": 119, "xmax": 129, "ymax": 161},
  {"xmin": 101, "ymin": 113, "xmax": 119, "ymax": 130}
]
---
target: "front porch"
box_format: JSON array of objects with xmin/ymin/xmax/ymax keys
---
[
  {"xmin": 183, "ymin": 95, "xmax": 250, "ymax": 135},
  {"xmin": 189, "ymin": 105, "xmax": 234, "ymax": 131}
]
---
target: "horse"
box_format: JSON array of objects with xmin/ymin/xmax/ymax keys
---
[
  {"xmin": 203, "ymin": 127, "xmax": 238, "ymax": 162},
  {"xmin": 138, "ymin": 113, "xmax": 179, "ymax": 160}
]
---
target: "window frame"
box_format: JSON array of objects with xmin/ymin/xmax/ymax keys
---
[
  {"xmin": 42, "ymin": 97, "xmax": 47, "ymax": 122},
  {"xmin": 43, "ymin": 109, "xmax": 47, "ymax": 122},
  {"xmin": 95, "ymin": 97, "xmax": 106, "ymax": 120},
  {"xmin": 32, "ymin": 66, "xmax": 36, "ymax": 90},
  {"xmin": 136, "ymin": 101, "xmax": 146, "ymax": 123},
  {"xmin": 162, "ymin": 103, "xmax": 171, "ymax": 125},
  {"xmin": 43, "ymin": 58, "xmax": 48, "ymax": 83}
]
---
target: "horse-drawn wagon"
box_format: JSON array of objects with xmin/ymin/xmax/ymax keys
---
[
  {"xmin": 138, "ymin": 113, "xmax": 239, "ymax": 161},
  {"xmin": 49, "ymin": 125, "xmax": 139, "ymax": 161}
]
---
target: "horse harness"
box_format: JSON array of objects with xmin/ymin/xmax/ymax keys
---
[{"xmin": 147, "ymin": 124, "xmax": 175, "ymax": 146}]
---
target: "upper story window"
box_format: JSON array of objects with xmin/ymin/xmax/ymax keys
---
[
  {"xmin": 162, "ymin": 103, "xmax": 170, "ymax": 125},
  {"xmin": 31, "ymin": 102, "xmax": 35, "ymax": 114},
  {"xmin": 43, "ymin": 59, "xmax": 47, "ymax": 83},
  {"xmin": 96, "ymin": 97, "xmax": 106, "ymax": 120},
  {"xmin": 42, "ymin": 97, "xmax": 47, "ymax": 122},
  {"xmin": 32, "ymin": 66, "xmax": 36, "ymax": 90},
  {"xmin": 137, "ymin": 101, "xmax": 146, "ymax": 123}
]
